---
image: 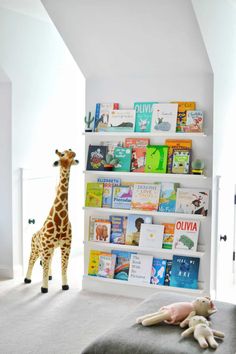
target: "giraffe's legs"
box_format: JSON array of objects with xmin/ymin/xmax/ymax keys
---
[
  {"xmin": 48, "ymin": 250, "xmax": 54, "ymax": 280},
  {"xmin": 41, "ymin": 250, "xmax": 54, "ymax": 293},
  {"xmin": 60, "ymin": 227, "xmax": 72, "ymax": 290},
  {"xmin": 24, "ymin": 234, "xmax": 40, "ymax": 283}
]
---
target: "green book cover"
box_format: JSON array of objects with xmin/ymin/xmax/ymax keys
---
[
  {"xmin": 134, "ymin": 102, "xmax": 157, "ymax": 132},
  {"xmin": 113, "ymin": 147, "xmax": 132, "ymax": 172},
  {"xmin": 85, "ymin": 183, "xmax": 103, "ymax": 207},
  {"xmin": 145, "ymin": 145, "xmax": 168, "ymax": 174}
]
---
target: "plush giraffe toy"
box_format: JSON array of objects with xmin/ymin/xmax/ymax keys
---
[{"xmin": 24, "ymin": 149, "xmax": 79, "ymax": 293}]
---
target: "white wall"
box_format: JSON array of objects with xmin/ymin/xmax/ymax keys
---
[
  {"xmin": 0, "ymin": 7, "xmax": 85, "ymax": 276},
  {"xmin": 0, "ymin": 69, "xmax": 12, "ymax": 278}
]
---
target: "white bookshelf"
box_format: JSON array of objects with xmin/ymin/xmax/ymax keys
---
[{"xmin": 83, "ymin": 127, "xmax": 212, "ymax": 298}]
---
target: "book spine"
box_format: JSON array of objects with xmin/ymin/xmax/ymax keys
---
[{"xmin": 94, "ymin": 103, "xmax": 101, "ymax": 131}]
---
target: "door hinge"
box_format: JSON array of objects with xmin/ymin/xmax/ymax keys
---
[
  {"xmin": 234, "ymin": 195, "xmax": 236, "ymax": 205},
  {"xmin": 233, "ymin": 251, "xmax": 235, "ymax": 261}
]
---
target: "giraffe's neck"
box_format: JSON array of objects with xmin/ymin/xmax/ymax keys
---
[{"xmin": 50, "ymin": 167, "xmax": 71, "ymax": 214}]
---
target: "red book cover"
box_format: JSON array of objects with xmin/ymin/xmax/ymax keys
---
[{"xmin": 125, "ymin": 138, "xmax": 150, "ymax": 173}]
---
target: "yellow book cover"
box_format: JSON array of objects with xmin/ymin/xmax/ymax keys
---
[
  {"xmin": 172, "ymin": 101, "xmax": 196, "ymax": 131},
  {"xmin": 88, "ymin": 250, "xmax": 110, "ymax": 276},
  {"xmin": 85, "ymin": 182, "xmax": 103, "ymax": 207}
]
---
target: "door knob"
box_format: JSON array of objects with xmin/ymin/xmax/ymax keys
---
[
  {"xmin": 220, "ymin": 234, "xmax": 227, "ymax": 242},
  {"xmin": 28, "ymin": 219, "xmax": 35, "ymax": 224}
]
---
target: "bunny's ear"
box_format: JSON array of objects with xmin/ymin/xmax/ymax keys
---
[{"xmin": 204, "ymin": 296, "xmax": 211, "ymax": 300}]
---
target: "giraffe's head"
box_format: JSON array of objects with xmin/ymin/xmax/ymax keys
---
[{"xmin": 53, "ymin": 149, "xmax": 79, "ymax": 169}]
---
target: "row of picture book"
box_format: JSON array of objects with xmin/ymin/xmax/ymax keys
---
[
  {"xmin": 87, "ymin": 138, "xmax": 200, "ymax": 175},
  {"xmin": 89, "ymin": 215, "xmax": 201, "ymax": 252},
  {"xmin": 85, "ymin": 180, "xmax": 209, "ymax": 216},
  {"xmin": 92, "ymin": 102, "xmax": 204, "ymax": 133},
  {"xmin": 88, "ymin": 250, "xmax": 200, "ymax": 290}
]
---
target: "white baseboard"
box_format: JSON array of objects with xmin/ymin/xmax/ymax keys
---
[{"xmin": 0, "ymin": 266, "xmax": 13, "ymax": 279}]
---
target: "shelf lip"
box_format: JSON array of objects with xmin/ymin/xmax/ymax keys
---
[
  {"xmin": 83, "ymin": 206, "xmax": 206, "ymax": 219},
  {"xmin": 85, "ymin": 241, "xmax": 205, "ymax": 258},
  {"xmin": 83, "ymin": 275, "xmax": 204, "ymax": 294},
  {"xmin": 83, "ymin": 132, "xmax": 207, "ymax": 138},
  {"xmin": 84, "ymin": 170, "xmax": 207, "ymax": 179}
]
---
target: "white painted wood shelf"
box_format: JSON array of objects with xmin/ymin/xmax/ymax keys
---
[
  {"xmin": 85, "ymin": 240, "xmax": 205, "ymax": 258},
  {"xmin": 83, "ymin": 275, "xmax": 204, "ymax": 295},
  {"xmin": 83, "ymin": 132, "xmax": 207, "ymax": 138},
  {"xmin": 83, "ymin": 206, "xmax": 206, "ymax": 219},
  {"xmin": 84, "ymin": 170, "xmax": 207, "ymax": 180}
]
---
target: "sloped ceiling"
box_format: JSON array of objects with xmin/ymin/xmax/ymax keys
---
[{"xmin": 41, "ymin": 0, "xmax": 212, "ymax": 78}]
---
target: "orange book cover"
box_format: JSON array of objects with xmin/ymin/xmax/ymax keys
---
[
  {"xmin": 172, "ymin": 101, "xmax": 196, "ymax": 131},
  {"xmin": 162, "ymin": 223, "xmax": 175, "ymax": 249},
  {"xmin": 165, "ymin": 139, "xmax": 192, "ymax": 173}
]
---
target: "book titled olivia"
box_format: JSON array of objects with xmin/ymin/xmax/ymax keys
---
[{"xmin": 173, "ymin": 219, "xmax": 200, "ymax": 252}]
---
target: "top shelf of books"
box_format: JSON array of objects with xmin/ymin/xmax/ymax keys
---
[{"xmin": 83, "ymin": 132, "xmax": 207, "ymax": 138}]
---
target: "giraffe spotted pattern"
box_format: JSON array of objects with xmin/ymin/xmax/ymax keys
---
[{"xmin": 24, "ymin": 149, "xmax": 78, "ymax": 293}]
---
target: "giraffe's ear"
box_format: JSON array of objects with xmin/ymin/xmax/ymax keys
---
[
  {"xmin": 53, "ymin": 160, "xmax": 60, "ymax": 167},
  {"xmin": 55, "ymin": 149, "xmax": 62, "ymax": 157}
]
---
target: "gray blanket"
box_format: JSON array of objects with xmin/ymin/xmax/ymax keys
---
[{"xmin": 82, "ymin": 292, "xmax": 236, "ymax": 354}]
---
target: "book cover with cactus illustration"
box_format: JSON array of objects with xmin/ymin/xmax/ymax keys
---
[
  {"xmin": 134, "ymin": 102, "xmax": 157, "ymax": 132},
  {"xmin": 151, "ymin": 103, "xmax": 178, "ymax": 133}
]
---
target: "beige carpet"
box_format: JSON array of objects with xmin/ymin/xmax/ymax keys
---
[{"xmin": 0, "ymin": 256, "xmax": 141, "ymax": 354}]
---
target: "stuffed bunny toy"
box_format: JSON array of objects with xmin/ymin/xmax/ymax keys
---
[
  {"xmin": 136, "ymin": 296, "xmax": 216, "ymax": 327},
  {"xmin": 181, "ymin": 315, "xmax": 224, "ymax": 349}
]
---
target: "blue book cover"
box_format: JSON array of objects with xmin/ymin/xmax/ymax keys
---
[
  {"xmin": 134, "ymin": 102, "xmax": 157, "ymax": 132},
  {"xmin": 159, "ymin": 182, "xmax": 180, "ymax": 212},
  {"xmin": 164, "ymin": 259, "xmax": 172, "ymax": 286},
  {"xmin": 150, "ymin": 258, "xmax": 167, "ymax": 285},
  {"xmin": 109, "ymin": 215, "xmax": 127, "ymax": 244},
  {"xmin": 170, "ymin": 255, "xmax": 200, "ymax": 289},
  {"xmin": 97, "ymin": 177, "xmax": 121, "ymax": 208},
  {"xmin": 111, "ymin": 250, "xmax": 135, "ymax": 281},
  {"xmin": 94, "ymin": 103, "xmax": 101, "ymax": 131},
  {"xmin": 112, "ymin": 186, "xmax": 132, "ymax": 209}
]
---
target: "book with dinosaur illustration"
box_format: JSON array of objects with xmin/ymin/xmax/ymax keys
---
[
  {"xmin": 113, "ymin": 147, "xmax": 132, "ymax": 172},
  {"xmin": 125, "ymin": 214, "xmax": 152, "ymax": 246},
  {"xmin": 106, "ymin": 110, "xmax": 136, "ymax": 132},
  {"xmin": 165, "ymin": 139, "xmax": 192, "ymax": 173},
  {"xmin": 86, "ymin": 145, "xmax": 108, "ymax": 171},
  {"xmin": 150, "ymin": 258, "xmax": 167, "ymax": 285},
  {"xmin": 111, "ymin": 250, "xmax": 136, "ymax": 281},
  {"xmin": 131, "ymin": 183, "xmax": 161, "ymax": 211},
  {"xmin": 175, "ymin": 188, "xmax": 209, "ymax": 216},
  {"xmin": 172, "ymin": 101, "xmax": 196, "ymax": 132},
  {"xmin": 151, "ymin": 103, "xmax": 178, "ymax": 133},
  {"xmin": 159, "ymin": 182, "xmax": 180, "ymax": 212},
  {"xmin": 97, "ymin": 177, "xmax": 121, "ymax": 207},
  {"xmin": 85, "ymin": 183, "xmax": 103, "ymax": 208},
  {"xmin": 171, "ymin": 149, "xmax": 192, "ymax": 174},
  {"xmin": 170, "ymin": 255, "xmax": 200, "ymax": 289},
  {"xmin": 145, "ymin": 145, "xmax": 168, "ymax": 174},
  {"xmin": 134, "ymin": 102, "xmax": 157, "ymax": 132},
  {"xmin": 139, "ymin": 224, "xmax": 164, "ymax": 249},
  {"xmin": 162, "ymin": 223, "xmax": 175, "ymax": 249},
  {"xmin": 94, "ymin": 103, "xmax": 119, "ymax": 132},
  {"xmin": 112, "ymin": 186, "xmax": 132, "ymax": 210},
  {"xmin": 88, "ymin": 250, "xmax": 110, "ymax": 276},
  {"xmin": 173, "ymin": 219, "xmax": 200, "ymax": 251},
  {"xmin": 109, "ymin": 215, "xmax": 127, "ymax": 244},
  {"xmin": 128, "ymin": 254, "xmax": 153, "ymax": 284},
  {"xmin": 97, "ymin": 253, "xmax": 117, "ymax": 278},
  {"xmin": 124, "ymin": 138, "xmax": 150, "ymax": 172}
]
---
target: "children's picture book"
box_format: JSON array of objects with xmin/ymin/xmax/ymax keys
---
[
  {"xmin": 112, "ymin": 186, "xmax": 132, "ymax": 209},
  {"xmin": 97, "ymin": 177, "xmax": 121, "ymax": 208},
  {"xmin": 93, "ymin": 220, "xmax": 111, "ymax": 243},
  {"xmin": 105, "ymin": 109, "xmax": 136, "ymax": 132},
  {"xmin": 164, "ymin": 259, "xmax": 172, "ymax": 286},
  {"xmin": 128, "ymin": 254, "xmax": 153, "ymax": 284},
  {"xmin": 159, "ymin": 182, "xmax": 180, "ymax": 212},
  {"xmin": 88, "ymin": 250, "xmax": 110, "ymax": 276},
  {"xmin": 151, "ymin": 103, "xmax": 178, "ymax": 133},
  {"xmin": 176, "ymin": 188, "xmax": 209, "ymax": 216},
  {"xmin": 100, "ymin": 140, "xmax": 123, "ymax": 157},
  {"xmin": 88, "ymin": 216, "xmax": 108, "ymax": 241},
  {"xmin": 162, "ymin": 223, "xmax": 175, "ymax": 249},
  {"xmin": 145, "ymin": 145, "xmax": 168, "ymax": 174},
  {"xmin": 111, "ymin": 250, "xmax": 135, "ymax": 281},
  {"xmin": 113, "ymin": 147, "xmax": 132, "ymax": 172},
  {"xmin": 170, "ymin": 255, "xmax": 200, "ymax": 289},
  {"xmin": 125, "ymin": 138, "xmax": 150, "ymax": 173},
  {"xmin": 109, "ymin": 215, "xmax": 127, "ymax": 244},
  {"xmin": 125, "ymin": 214, "xmax": 152, "ymax": 246},
  {"xmin": 85, "ymin": 183, "xmax": 103, "ymax": 208},
  {"xmin": 94, "ymin": 103, "xmax": 119, "ymax": 132},
  {"xmin": 86, "ymin": 145, "xmax": 108, "ymax": 171},
  {"xmin": 97, "ymin": 253, "xmax": 116, "ymax": 278},
  {"xmin": 171, "ymin": 149, "xmax": 191, "ymax": 174},
  {"xmin": 150, "ymin": 258, "xmax": 167, "ymax": 285},
  {"xmin": 165, "ymin": 139, "xmax": 192, "ymax": 173},
  {"xmin": 173, "ymin": 101, "xmax": 196, "ymax": 132},
  {"xmin": 134, "ymin": 102, "xmax": 157, "ymax": 132},
  {"xmin": 173, "ymin": 219, "xmax": 200, "ymax": 251},
  {"xmin": 139, "ymin": 224, "xmax": 164, "ymax": 249},
  {"xmin": 131, "ymin": 183, "xmax": 161, "ymax": 211},
  {"xmin": 183, "ymin": 110, "xmax": 203, "ymax": 133}
]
